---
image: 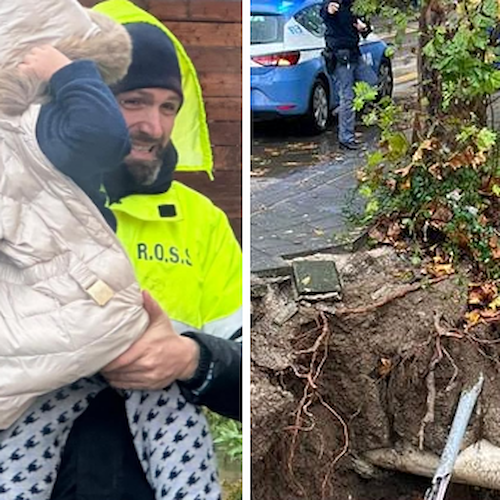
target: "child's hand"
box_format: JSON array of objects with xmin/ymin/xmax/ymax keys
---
[{"xmin": 18, "ymin": 45, "xmax": 72, "ymax": 81}]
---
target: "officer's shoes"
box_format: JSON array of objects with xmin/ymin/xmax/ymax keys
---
[{"xmin": 339, "ymin": 141, "xmax": 360, "ymax": 151}]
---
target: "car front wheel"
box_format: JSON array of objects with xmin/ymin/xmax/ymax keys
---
[
  {"xmin": 302, "ymin": 79, "xmax": 329, "ymax": 134},
  {"xmin": 377, "ymin": 58, "xmax": 393, "ymax": 99}
]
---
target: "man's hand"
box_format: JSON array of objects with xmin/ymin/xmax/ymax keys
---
[
  {"xmin": 18, "ymin": 45, "xmax": 72, "ymax": 81},
  {"xmin": 327, "ymin": 2, "xmax": 340, "ymax": 14},
  {"xmin": 354, "ymin": 19, "xmax": 368, "ymax": 32},
  {"xmin": 102, "ymin": 291, "xmax": 200, "ymax": 390}
]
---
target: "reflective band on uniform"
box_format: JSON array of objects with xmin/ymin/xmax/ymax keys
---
[{"xmin": 203, "ymin": 307, "xmax": 243, "ymax": 340}]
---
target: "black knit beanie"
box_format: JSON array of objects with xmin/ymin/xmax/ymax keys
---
[{"xmin": 111, "ymin": 23, "xmax": 183, "ymax": 102}]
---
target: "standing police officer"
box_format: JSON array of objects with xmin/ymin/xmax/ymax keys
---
[{"xmin": 321, "ymin": 0, "xmax": 378, "ymax": 150}]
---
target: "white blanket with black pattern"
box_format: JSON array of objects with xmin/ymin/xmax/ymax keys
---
[{"xmin": 0, "ymin": 378, "xmax": 220, "ymax": 500}]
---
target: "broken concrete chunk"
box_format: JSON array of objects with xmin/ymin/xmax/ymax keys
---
[
  {"xmin": 272, "ymin": 302, "xmax": 298, "ymax": 326},
  {"xmin": 292, "ymin": 259, "xmax": 342, "ymax": 297}
]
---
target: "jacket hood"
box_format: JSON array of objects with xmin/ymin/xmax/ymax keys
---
[
  {"xmin": 94, "ymin": 0, "xmax": 213, "ymax": 177},
  {"xmin": 0, "ymin": 1, "xmax": 131, "ymax": 116}
]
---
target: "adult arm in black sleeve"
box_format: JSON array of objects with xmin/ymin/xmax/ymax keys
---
[{"xmin": 178, "ymin": 331, "xmax": 241, "ymax": 421}]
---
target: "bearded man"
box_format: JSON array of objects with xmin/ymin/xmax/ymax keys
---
[{"xmin": 48, "ymin": 19, "xmax": 242, "ymax": 500}]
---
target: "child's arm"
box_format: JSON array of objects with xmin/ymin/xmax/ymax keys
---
[{"xmin": 20, "ymin": 45, "xmax": 131, "ymax": 184}]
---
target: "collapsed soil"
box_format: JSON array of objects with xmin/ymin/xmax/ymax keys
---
[{"xmin": 251, "ymin": 247, "xmax": 500, "ymax": 500}]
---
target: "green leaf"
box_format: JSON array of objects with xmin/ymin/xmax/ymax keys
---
[
  {"xmin": 423, "ymin": 40, "xmax": 437, "ymax": 59},
  {"xmin": 387, "ymin": 132, "xmax": 409, "ymax": 160},
  {"xmin": 476, "ymin": 128, "xmax": 497, "ymax": 151},
  {"xmin": 365, "ymin": 198, "xmax": 379, "ymax": 216},
  {"xmin": 384, "ymin": 45, "xmax": 396, "ymax": 59},
  {"xmin": 353, "ymin": 81, "xmax": 378, "ymax": 111},
  {"xmin": 368, "ymin": 150, "xmax": 384, "ymax": 167},
  {"xmin": 359, "ymin": 184, "xmax": 372, "ymax": 198}
]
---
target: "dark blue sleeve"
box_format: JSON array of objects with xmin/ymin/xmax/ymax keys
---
[{"xmin": 36, "ymin": 60, "xmax": 131, "ymax": 183}]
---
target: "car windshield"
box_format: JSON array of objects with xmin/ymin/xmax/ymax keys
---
[{"xmin": 251, "ymin": 14, "xmax": 282, "ymax": 44}]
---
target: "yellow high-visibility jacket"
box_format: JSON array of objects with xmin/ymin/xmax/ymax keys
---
[{"xmin": 111, "ymin": 181, "xmax": 242, "ymax": 339}]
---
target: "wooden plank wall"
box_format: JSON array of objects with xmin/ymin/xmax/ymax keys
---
[{"xmin": 80, "ymin": 0, "xmax": 242, "ymax": 242}]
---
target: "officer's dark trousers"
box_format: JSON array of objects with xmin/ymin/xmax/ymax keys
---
[{"xmin": 50, "ymin": 388, "xmax": 156, "ymax": 500}]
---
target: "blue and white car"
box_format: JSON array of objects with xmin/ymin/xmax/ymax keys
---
[{"xmin": 251, "ymin": 0, "xmax": 393, "ymax": 134}]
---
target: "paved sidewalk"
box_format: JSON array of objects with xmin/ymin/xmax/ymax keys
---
[
  {"xmin": 251, "ymin": 21, "xmax": 419, "ymax": 275},
  {"xmin": 251, "ymin": 134, "xmax": 377, "ymax": 274}
]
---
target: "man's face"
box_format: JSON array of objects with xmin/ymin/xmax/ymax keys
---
[{"xmin": 117, "ymin": 88, "xmax": 182, "ymax": 186}]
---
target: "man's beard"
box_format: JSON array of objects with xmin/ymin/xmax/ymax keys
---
[
  {"xmin": 125, "ymin": 156, "xmax": 163, "ymax": 186},
  {"xmin": 125, "ymin": 132, "xmax": 166, "ymax": 186}
]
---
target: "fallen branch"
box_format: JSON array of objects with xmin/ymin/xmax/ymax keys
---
[{"xmin": 334, "ymin": 275, "xmax": 451, "ymax": 316}]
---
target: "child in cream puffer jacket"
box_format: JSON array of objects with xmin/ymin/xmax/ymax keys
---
[{"xmin": 0, "ymin": 0, "xmax": 148, "ymax": 430}]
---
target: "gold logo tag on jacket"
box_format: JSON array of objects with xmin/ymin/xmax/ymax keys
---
[{"xmin": 86, "ymin": 279, "xmax": 115, "ymax": 306}]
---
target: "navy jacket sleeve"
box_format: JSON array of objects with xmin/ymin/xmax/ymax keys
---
[
  {"xmin": 37, "ymin": 59, "xmax": 131, "ymax": 180},
  {"xmin": 179, "ymin": 332, "xmax": 242, "ymax": 421},
  {"xmin": 36, "ymin": 60, "xmax": 130, "ymax": 229}
]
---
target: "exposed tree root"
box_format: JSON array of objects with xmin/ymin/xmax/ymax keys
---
[
  {"xmin": 318, "ymin": 393, "xmax": 349, "ymax": 499},
  {"xmin": 419, "ymin": 365, "xmax": 436, "ymax": 450},
  {"xmin": 285, "ymin": 312, "xmax": 349, "ymax": 500},
  {"xmin": 419, "ymin": 312, "xmax": 463, "ymax": 449},
  {"xmin": 334, "ymin": 275, "xmax": 451, "ymax": 316}
]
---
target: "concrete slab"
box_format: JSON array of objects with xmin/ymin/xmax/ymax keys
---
[{"xmin": 292, "ymin": 260, "xmax": 341, "ymax": 295}]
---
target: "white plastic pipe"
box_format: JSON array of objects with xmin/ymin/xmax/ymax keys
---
[{"xmin": 365, "ymin": 440, "xmax": 500, "ymax": 490}]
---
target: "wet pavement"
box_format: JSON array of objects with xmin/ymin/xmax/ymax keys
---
[
  {"xmin": 251, "ymin": 124, "xmax": 378, "ymax": 274},
  {"xmin": 250, "ymin": 23, "xmax": 419, "ymax": 275}
]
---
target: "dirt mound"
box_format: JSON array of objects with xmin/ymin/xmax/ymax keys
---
[{"xmin": 251, "ymin": 247, "xmax": 500, "ymax": 500}]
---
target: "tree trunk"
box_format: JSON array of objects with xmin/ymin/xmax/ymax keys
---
[{"xmin": 417, "ymin": 0, "xmax": 445, "ymax": 118}]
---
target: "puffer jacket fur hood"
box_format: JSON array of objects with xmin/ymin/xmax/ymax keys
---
[
  {"xmin": 0, "ymin": 0, "xmax": 132, "ymax": 116},
  {"xmin": 0, "ymin": 1, "xmax": 149, "ymax": 429}
]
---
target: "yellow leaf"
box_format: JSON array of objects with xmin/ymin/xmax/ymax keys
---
[
  {"xmin": 465, "ymin": 310, "xmax": 481, "ymax": 325},
  {"xmin": 378, "ymin": 358, "xmax": 392, "ymax": 377},
  {"xmin": 426, "ymin": 263, "xmax": 454, "ymax": 277},
  {"xmin": 468, "ymin": 292, "xmax": 484, "ymax": 305},
  {"xmin": 413, "ymin": 139, "xmax": 436, "ymax": 162},
  {"xmin": 489, "ymin": 296, "xmax": 500, "ymax": 311},
  {"xmin": 394, "ymin": 164, "xmax": 412, "ymax": 177},
  {"xmin": 301, "ymin": 276, "xmax": 311, "ymax": 286},
  {"xmin": 401, "ymin": 178, "xmax": 411, "ymax": 190}
]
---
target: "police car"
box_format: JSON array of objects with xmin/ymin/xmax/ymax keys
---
[{"xmin": 251, "ymin": 0, "xmax": 393, "ymax": 134}]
